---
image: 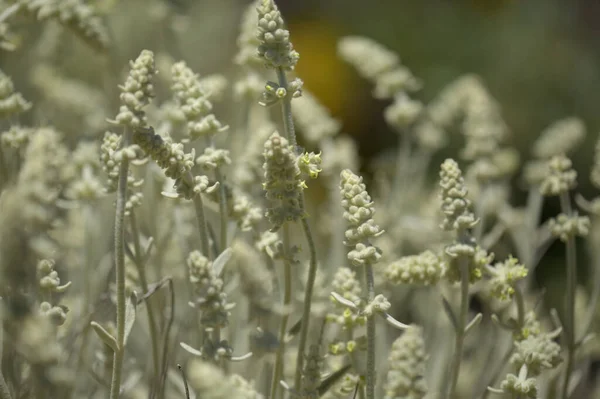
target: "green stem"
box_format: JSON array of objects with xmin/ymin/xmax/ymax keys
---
[
  {"xmin": 275, "ymin": 68, "xmax": 297, "ymax": 149},
  {"xmin": 109, "ymin": 127, "xmax": 131, "ymax": 399},
  {"xmin": 560, "ymin": 193, "xmax": 576, "ymax": 399},
  {"xmin": 294, "ymin": 215, "xmax": 318, "ymax": 391},
  {"xmin": 446, "ymin": 258, "xmax": 470, "ymax": 399},
  {"xmin": 215, "ymin": 168, "xmax": 228, "ymax": 252},
  {"xmin": 0, "ymin": 371, "xmax": 10, "ymax": 399},
  {"xmin": 275, "ymin": 65, "xmax": 319, "ymax": 393},
  {"xmin": 364, "ymin": 264, "xmax": 376, "ymax": 399},
  {"xmin": 191, "ymin": 189, "xmax": 211, "ymax": 259},
  {"xmin": 129, "ymin": 211, "xmax": 161, "ymax": 386},
  {"xmin": 345, "ymin": 329, "xmax": 365, "ymax": 399},
  {"xmin": 270, "ymin": 223, "xmax": 293, "ymax": 399}
]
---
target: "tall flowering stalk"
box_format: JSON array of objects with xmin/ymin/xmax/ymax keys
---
[
  {"xmin": 256, "ymin": 0, "xmax": 319, "ymax": 395},
  {"xmin": 340, "ymin": 169, "xmax": 384, "ymax": 399},
  {"xmin": 107, "ymin": 49, "xmax": 156, "ymax": 399}
]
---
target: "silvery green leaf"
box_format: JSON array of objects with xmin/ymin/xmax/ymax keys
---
[
  {"xmin": 123, "ymin": 291, "xmax": 137, "ymax": 345},
  {"xmin": 441, "ymin": 295, "xmax": 458, "ymax": 331},
  {"xmin": 330, "ymin": 291, "xmax": 359, "ymax": 311},
  {"xmin": 180, "ymin": 342, "xmax": 203, "ymax": 357},
  {"xmin": 212, "ymin": 247, "xmax": 232, "ymax": 277},
  {"xmin": 465, "ymin": 313, "xmax": 482, "ymax": 335},
  {"xmin": 381, "ymin": 312, "xmax": 409, "ymax": 330},
  {"xmin": 91, "ymin": 321, "xmax": 118, "ymax": 352},
  {"xmin": 318, "ymin": 364, "xmax": 352, "ymax": 396}
]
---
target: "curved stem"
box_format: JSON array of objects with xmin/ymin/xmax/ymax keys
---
[
  {"xmin": 191, "ymin": 190, "xmax": 211, "ymax": 259},
  {"xmin": 446, "ymin": 258, "xmax": 470, "ymax": 399},
  {"xmin": 294, "ymin": 214, "xmax": 318, "ymax": 391},
  {"xmin": 560, "ymin": 193, "xmax": 576, "ymax": 399},
  {"xmin": 129, "ymin": 211, "xmax": 160, "ymax": 385},
  {"xmin": 0, "ymin": 371, "xmax": 11, "ymax": 399},
  {"xmin": 215, "ymin": 168, "xmax": 228, "ymax": 252},
  {"xmin": 270, "ymin": 224, "xmax": 293, "ymax": 399},
  {"xmin": 275, "ymin": 68, "xmax": 297, "ymax": 150},
  {"xmin": 109, "ymin": 127, "xmax": 131, "ymax": 399},
  {"xmin": 364, "ymin": 264, "xmax": 376, "ymax": 399}
]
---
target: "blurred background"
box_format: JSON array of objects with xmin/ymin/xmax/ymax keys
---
[{"xmin": 3, "ymin": 0, "xmax": 600, "ymax": 301}]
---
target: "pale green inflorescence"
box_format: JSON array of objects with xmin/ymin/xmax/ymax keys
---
[
  {"xmin": 340, "ymin": 169, "xmax": 384, "ymax": 267},
  {"xmin": 256, "ymin": 0, "xmax": 299, "ymax": 70},
  {"xmin": 187, "ymin": 250, "xmax": 230, "ymax": 330},
  {"xmin": 262, "ymin": 131, "xmax": 305, "ymax": 230},
  {"xmin": 539, "ymin": 154, "xmax": 577, "ymax": 196},
  {"xmin": 385, "ymin": 250, "xmax": 445, "ymax": 286},
  {"xmin": 510, "ymin": 332, "xmax": 562, "ymax": 376},
  {"xmin": 0, "ymin": 68, "xmax": 31, "ymax": 118},
  {"xmin": 439, "ymin": 159, "xmax": 478, "ymax": 233},
  {"xmin": 384, "ymin": 325, "xmax": 428, "ymax": 399},
  {"xmin": 500, "ymin": 371, "xmax": 537, "ymax": 399},
  {"xmin": 548, "ymin": 213, "xmax": 590, "ymax": 242},
  {"xmin": 384, "ymin": 92, "xmax": 423, "ymax": 132},
  {"xmin": 171, "ymin": 61, "xmax": 228, "ymax": 140},
  {"xmin": 16, "ymin": 0, "xmax": 110, "ymax": 50},
  {"xmin": 291, "ymin": 90, "xmax": 341, "ymax": 145},
  {"xmin": 485, "ymin": 256, "xmax": 527, "ymax": 301},
  {"xmin": 532, "ymin": 117, "xmax": 586, "ymax": 159},
  {"xmin": 113, "ymin": 49, "xmax": 157, "ymax": 129}
]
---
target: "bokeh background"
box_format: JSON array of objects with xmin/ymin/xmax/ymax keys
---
[{"xmin": 3, "ymin": 0, "xmax": 600, "ymax": 307}]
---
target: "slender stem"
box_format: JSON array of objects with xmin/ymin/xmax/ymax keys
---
[
  {"xmin": 345, "ymin": 329, "xmax": 365, "ymax": 399},
  {"xmin": 109, "ymin": 127, "xmax": 131, "ymax": 399},
  {"xmin": 0, "ymin": 371, "xmax": 11, "ymax": 399},
  {"xmin": 191, "ymin": 190, "xmax": 211, "ymax": 259},
  {"xmin": 364, "ymin": 264, "xmax": 376, "ymax": 399},
  {"xmin": 129, "ymin": 211, "xmax": 160, "ymax": 386},
  {"xmin": 275, "ymin": 68, "xmax": 297, "ymax": 149},
  {"xmin": 294, "ymin": 214, "xmax": 318, "ymax": 391},
  {"xmin": 275, "ymin": 65, "xmax": 319, "ymax": 393},
  {"xmin": 446, "ymin": 258, "xmax": 470, "ymax": 399},
  {"xmin": 560, "ymin": 193, "xmax": 576, "ymax": 399},
  {"xmin": 270, "ymin": 223, "xmax": 293, "ymax": 399},
  {"xmin": 215, "ymin": 168, "xmax": 228, "ymax": 252}
]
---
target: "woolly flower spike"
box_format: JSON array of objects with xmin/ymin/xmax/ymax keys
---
[
  {"xmin": 592, "ymin": 138, "xmax": 600, "ymax": 189},
  {"xmin": 196, "ymin": 147, "xmax": 231, "ymax": 171},
  {"xmin": 338, "ymin": 36, "xmax": 399, "ymax": 81},
  {"xmin": 331, "ymin": 267, "xmax": 362, "ymax": 305},
  {"xmin": 171, "ymin": 61, "xmax": 228, "ymax": 140},
  {"xmin": 187, "ymin": 359, "xmax": 240, "ymax": 398},
  {"xmin": 439, "ymin": 159, "xmax": 478, "ymax": 233},
  {"xmin": 187, "ymin": 251, "xmax": 230, "ymax": 329},
  {"xmin": 539, "ymin": 155, "xmax": 577, "ymax": 196},
  {"xmin": 37, "ymin": 259, "xmax": 71, "ymax": 294},
  {"xmin": 262, "ymin": 131, "xmax": 305, "ymax": 230},
  {"xmin": 485, "ymin": 256, "xmax": 527, "ymax": 301},
  {"xmin": 532, "ymin": 117, "xmax": 586, "ymax": 159},
  {"xmin": 384, "ymin": 92, "xmax": 423, "ymax": 131},
  {"xmin": 499, "ymin": 368, "xmax": 537, "ymax": 399},
  {"xmin": 0, "ymin": 68, "xmax": 31, "ymax": 118},
  {"xmin": 292, "ymin": 90, "xmax": 341, "ymax": 144},
  {"xmin": 385, "ymin": 250, "xmax": 445, "ymax": 286},
  {"xmin": 510, "ymin": 330, "xmax": 562, "ymax": 376},
  {"xmin": 256, "ymin": 0, "xmax": 299, "ymax": 69},
  {"xmin": 235, "ymin": 0, "xmax": 262, "ymax": 67},
  {"xmin": 445, "ymin": 245, "xmax": 492, "ymax": 283},
  {"xmin": 548, "ymin": 213, "xmax": 590, "ymax": 242},
  {"xmin": 298, "ymin": 152, "xmax": 322, "ymax": 180},
  {"xmin": 112, "ymin": 49, "xmax": 156, "ymax": 129},
  {"xmin": 384, "ymin": 325, "xmax": 428, "ymax": 399},
  {"xmin": 18, "ymin": 0, "xmax": 110, "ymax": 51},
  {"xmin": 374, "ymin": 67, "xmax": 422, "ymax": 99},
  {"xmin": 100, "ymin": 131, "xmax": 122, "ymax": 192},
  {"xmin": 340, "ymin": 169, "xmax": 384, "ymax": 246}
]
